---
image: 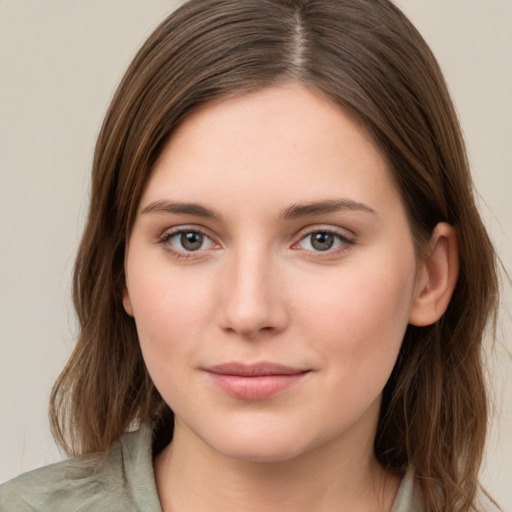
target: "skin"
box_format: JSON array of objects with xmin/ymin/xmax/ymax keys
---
[{"xmin": 123, "ymin": 84, "xmax": 458, "ymax": 511}]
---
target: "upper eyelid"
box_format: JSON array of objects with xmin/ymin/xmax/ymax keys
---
[
  {"xmin": 294, "ymin": 224, "xmax": 355, "ymax": 240},
  {"xmin": 161, "ymin": 225, "xmax": 216, "ymax": 240}
]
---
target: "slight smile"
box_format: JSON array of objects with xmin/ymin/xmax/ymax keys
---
[{"xmin": 203, "ymin": 362, "xmax": 311, "ymax": 400}]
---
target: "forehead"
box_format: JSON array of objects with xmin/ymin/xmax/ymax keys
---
[{"xmin": 141, "ymin": 84, "xmax": 401, "ymax": 215}]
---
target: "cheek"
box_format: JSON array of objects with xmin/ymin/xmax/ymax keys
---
[
  {"xmin": 126, "ymin": 258, "xmax": 216, "ymax": 381},
  {"xmin": 296, "ymin": 252, "xmax": 416, "ymax": 378}
]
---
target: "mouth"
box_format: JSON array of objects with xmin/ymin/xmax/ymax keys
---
[{"xmin": 202, "ymin": 362, "xmax": 311, "ymax": 400}]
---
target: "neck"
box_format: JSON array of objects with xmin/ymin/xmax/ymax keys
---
[{"xmin": 154, "ymin": 417, "xmax": 400, "ymax": 512}]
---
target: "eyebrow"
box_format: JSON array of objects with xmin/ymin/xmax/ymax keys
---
[
  {"xmin": 279, "ymin": 199, "xmax": 377, "ymax": 220},
  {"xmin": 140, "ymin": 198, "xmax": 377, "ymax": 221},
  {"xmin": 141, "ymin": 200, "xmax": 223, "ymax": 221}
]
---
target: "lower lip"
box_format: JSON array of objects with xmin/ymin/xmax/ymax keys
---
[{"xmin": 206, "ymin": 372, "xmax": 309, "ymax": 400}]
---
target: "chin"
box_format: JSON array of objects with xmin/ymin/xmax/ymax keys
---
[
  {"xmin": 194, "ymin": 419, "xmax": 325, "ymax": 464},
  {"xmin": 213, "ymin": 437, "xmax": 308, "ymax": 464}
]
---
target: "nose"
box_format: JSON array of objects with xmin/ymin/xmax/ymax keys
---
[{"xmin": 217, "ymin": 247, "xmax": 289, "ymax": 338}]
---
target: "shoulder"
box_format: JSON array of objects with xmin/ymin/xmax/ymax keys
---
[
  {"xmin": 0, "ymin": 425, "xmax": 161, "ymax": 512},
  {"xmin": 0, "ymin": 455, "xmax": 106, "ymax": 512}
]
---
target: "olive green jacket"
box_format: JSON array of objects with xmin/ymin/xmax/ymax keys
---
[{"xmin": 0, "ymin": 426, "xmax": 423, "ymax": 511}]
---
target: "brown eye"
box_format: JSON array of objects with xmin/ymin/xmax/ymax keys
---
[
  {"xmin": 296, "ymin": 230, "xmax": 353, "ymax": 253},
  {"xmin": 163, "ymin": 229, "xmax": 216, "ymax": 253},
  {"xmin": 180, "ymin": 231, "xmax": 204, "ymax": 251}
]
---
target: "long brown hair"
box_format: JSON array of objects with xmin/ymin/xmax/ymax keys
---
[{"xmin": 50, "ymin": 1, "xmax": 499, "ymax": 510}]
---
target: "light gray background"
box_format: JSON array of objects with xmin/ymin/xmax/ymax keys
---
[{"xmin": 1, "ymin": 0, "xmax": 511, "ymax": 508}]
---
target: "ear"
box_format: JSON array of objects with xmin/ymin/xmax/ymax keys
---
[
  {"xmin": 122, "ymin": 285, "xmax": 134, "ymax": 317},
  {"xmin": 409, "ymin": 222, "xmax": 459, "ymax": 326}
]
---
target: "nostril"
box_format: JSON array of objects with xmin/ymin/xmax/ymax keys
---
[
  {"xmin": 220, "ymin": 317, "xmax": 281, "ymax": 339},
  {"xmin": 217, "ymin": 261, "xmax": 289, "ymax": 337}
]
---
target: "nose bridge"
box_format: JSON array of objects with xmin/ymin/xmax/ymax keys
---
[{"xmin": 219, "ymin": 242, "xmax": 286, "ymax": 337}]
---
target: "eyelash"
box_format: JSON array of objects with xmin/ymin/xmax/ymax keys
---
[
  {"xmin": 292, "ymin": 228, "xmax": 355, "ymax": 256},
  {"xmin": 157, "ymin": 226, "xmax": 355, "ymax": 260},
  {"xmin": 157, "ymin": 227, "xmax": 217, "ymax": 260}
]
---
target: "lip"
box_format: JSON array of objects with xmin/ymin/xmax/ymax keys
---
[{"xmin": 203, "ymin": 362, "xmax": 310, "ymax": 400}]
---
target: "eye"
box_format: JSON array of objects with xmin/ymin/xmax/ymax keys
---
[
  {"xmin": 296, "ymin": 230, "xmax": 353, "ymax": 252},
  {"xmin": 161, "ymin": 229, "xmax": 217, "ymax": 254}
]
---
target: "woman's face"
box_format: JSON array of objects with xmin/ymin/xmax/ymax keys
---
[{"xmin": 124, "ymin": 84, "xmax": 424, "ymax": 462}]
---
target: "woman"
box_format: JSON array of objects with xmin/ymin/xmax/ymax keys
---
[{"xmin": 0, "ymin": 0, "xmax": 500, "ymax": 511}]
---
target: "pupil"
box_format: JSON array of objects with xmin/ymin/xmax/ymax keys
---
[
  {"xmin": 181, "ymin": 232, "xmax": 203, "ymax": 251},
  {"xmin": 311, "ymin": 232, "xmax": 334, "ymax": 251}
]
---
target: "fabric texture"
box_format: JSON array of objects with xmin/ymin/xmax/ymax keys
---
[
  {"xmin": 0, "ymin": 426, "xmax": 162, "ymax": 512},
  {"xmin": 0, "ymin": 426, "xmax": 422, "ymax": 511}
]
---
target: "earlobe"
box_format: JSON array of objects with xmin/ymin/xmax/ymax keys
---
[
  {"xmin": 122, "ymin": 286, "xmax": 134, "ymax": 317},
  {"xmin": 409, "ymin": 223, "xmax": 459, "ymax": 327}
]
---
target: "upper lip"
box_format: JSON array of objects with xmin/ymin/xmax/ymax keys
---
[{"xmin": 204, "ymin": 362, "xmax": 308, "ymax": 377}]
